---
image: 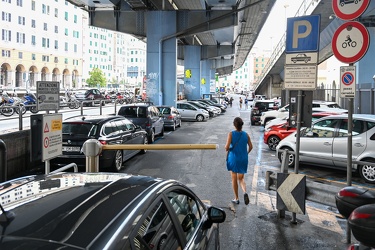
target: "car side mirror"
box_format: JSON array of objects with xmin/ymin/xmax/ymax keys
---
[{"xmin": 202, "ymin": 206, "xmax": 226, "ymax": 230}]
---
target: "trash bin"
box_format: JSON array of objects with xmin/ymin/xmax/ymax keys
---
[
  {"xmin": 335, "ymin": 186, "xmax": 375, "ymax": 219},
  {"xmin": 348, "ymin": 204, "xmax": 375, "ymax": 248}
]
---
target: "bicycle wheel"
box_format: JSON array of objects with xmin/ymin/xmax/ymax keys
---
[{"xmin": 1, "ymin": 105, "xmax": 15, "ymax": 116}]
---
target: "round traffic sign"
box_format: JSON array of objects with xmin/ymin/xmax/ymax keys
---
[
  {"xmin": 342, "ymin": 72, "xmax": 354, "ymax": 85},
  {"xmin": 44, "ymin": 137, "xmax": 49, "ymax": 148},
  {"xmin": 332, "ymin": 0, "xmax": 370, "ymax": 20},
  {"xmin": 332, "ymin": 21, "xmax": 369, "ymax": 64}
]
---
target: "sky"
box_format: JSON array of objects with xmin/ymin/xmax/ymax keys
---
[{"xmin": 252, "ymin": 0, "xmax": 304, "ymax": 55}]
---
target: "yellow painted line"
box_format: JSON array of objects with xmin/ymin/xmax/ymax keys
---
[
  {"xmin": 306, "ymin": 206, "xmax": 343, "ymax": 234},
  {"xmin": 102, "ymin": 144, "xmax": 218, "ymax": 150},
  {"xmin": 250, "ymin": 165, "xmax": 259, "ymax": 205}
]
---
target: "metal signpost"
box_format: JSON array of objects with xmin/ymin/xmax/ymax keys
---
[
  {"xmin": 282, "ymin": 14, "xmax": 320, "ymax": 224},
  {"xmin": 331, "ymin": 0, "xmax": 370, "ymax": 243}
]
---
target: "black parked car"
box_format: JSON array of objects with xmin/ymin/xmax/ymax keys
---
[
  {"xmin": 0, "ymin": 172, "xmax": 226, "ymax": 249},
  {"xmin": 250, "ymin": 99, "xmax": 278, "ymax": 125},
  {"xmin": 51, "ymin": 115, "xmax": 148, "ymax": 171},
  {"xmin": 74, "ymin": 88, "xmax": 105, "ymax": 106},
  {"xmin": 118, "ymin": 103, "xmax": 164, "ymax": 143}
]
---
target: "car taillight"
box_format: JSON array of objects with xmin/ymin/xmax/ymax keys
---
[
  {"xmin": 167, "ymin": 115, "xmax": 173, "ymax": 120},
  {"xmin": 99, "ymin": 140, "xmax": 107, "ymax": 145},
  {"xmin": 145, "ymin": 122, "xmax": 151, "ymax": 128},
  {"xmin": 349, "ymin": 210, "xmax": 372, "ymax": 220},
  {"xmin": 339, "ymin": 189, "xmax": 359, "ymax": 198}
]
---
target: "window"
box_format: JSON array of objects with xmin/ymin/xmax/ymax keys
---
[
  {"xmin": 31, "ymin": 1, "xmax": 35, "ymax": 10},
  {"xmin": 168, "ymin": 191, "xmax": 202, "ymax": 243},
  {"xmin": 18, "ymin": 52, "xmax": 22, "ymax": 59},
  {"xmin": 54, "ymin": 26, "xmax": 58, "ymax": 33},
  {"xmin": 64, "ymin": 58, "xmax": 68, "ymax": 64},
  {"xmin": 54, "ymin": 57, "xmax": 58, "ymax": 63},
  {"xmin": 17, "ymin": 0, "xmax": 22, "ymax": 7},
  {"xmin": 65, "ymin": 28, "xmax": 68, "ymax": 36},
  {"xmin": 2, "ymin": 50, "xmax": 11, "ymax": 57},
  {"xmin": 2, "ymin": 29, "xmax": 11, "ymax": 42},
  {"xmin": 2, "ymin": 12, "xmax": 11, "ymax": 22},
  {"xmin": 31, "ymin": 19, "xmax": 35, "ymax": 28},
  {"xmin": 65, "ymin": 11, "xmax": 68, "ymax": 21},
  {"xmin": 42, "ymin": 55, "xmax": 49, "ymax": 62},
  {"xmin": 65, "ymin": 42, "xmax": 68, "ymax": 51},
  {"xmin": 74, "ymin": 14, "xmax": 77, "ymax": 23},
  {"xmin": 74, "ymin": 44, "xmax": 77, "ymax": 53},
  {"xmin": 54, "ymin": 40, "xmax": 58, "ymax": 49},
  {"xmin": 133, "ymin": 200, "xmax": 181, "ymax": 250},
  {"xmin": 337, "ymin": 119, "xmax": 364, "ymax": 137},
  {"xmin": 32, "ymin": 54, "xmax": 36, "ymax": 60},
  {"xmin": 16, "ymin": 32, "xmax": 25, "ymax": 44},
  {"xmin": 307, "ymin": 119, "xmax": 339, "ymax": 138}
]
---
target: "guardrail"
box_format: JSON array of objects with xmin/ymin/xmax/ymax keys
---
[{"xmin": 266, "ymin": 148, "xmax": 375, "ymax": 207}]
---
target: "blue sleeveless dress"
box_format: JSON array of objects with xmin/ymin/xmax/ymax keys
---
[{"xmin": 227, "ymin": 131, "xmax": 249, "ymax": 174}]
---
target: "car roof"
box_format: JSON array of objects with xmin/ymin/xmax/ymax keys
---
[
  {"xmin": 120, "ymin": 102, "xmax": 153, "ymax": 107},
  {"xmin": 313, "ymin": 114, "xmax": 375, "ymax": 123},
  {"xmin": 64, "ymin": 115, "xmax": 126, "ymax": 125},
  {"xmin": 0, "ymin": 172, "xmax": 176, "ymax": 249}
]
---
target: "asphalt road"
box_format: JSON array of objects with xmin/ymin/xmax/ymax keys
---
[{"xmin": 114, "ymin": 97, "xmax": 363, "ymax": 250}]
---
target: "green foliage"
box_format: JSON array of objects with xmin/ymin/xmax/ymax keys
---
[{"xmin": 86, "ymin": 68, "xmax": 107, "ymax": 87}]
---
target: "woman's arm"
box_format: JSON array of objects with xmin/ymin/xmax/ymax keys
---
[
  {"xmin": 247, "ymin": 133, "xmax": 253, "ymax": 154},
  {"xmin": 225, "ymin": 132, "xmax": 232, "ymax": 151}
]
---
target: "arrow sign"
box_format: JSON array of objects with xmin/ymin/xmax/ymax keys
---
[{"xmin": 277, "ymin": 173, "xmax": 306, "ymax": 214}]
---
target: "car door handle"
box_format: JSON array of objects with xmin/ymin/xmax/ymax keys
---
[
  {"xmin": 323, "ymin": 142, "xmax": 332, "ymax": 146},
  {"xmin": 354, "ymin": 143, "xmax": 364, "ymax": 147}
]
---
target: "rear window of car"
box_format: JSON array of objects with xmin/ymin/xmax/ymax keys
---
[
  {"xmin": 255, "ymin": 102, "xmax": 275, "ymax": 110},
  {"xmin": 62, "ymin": 123, "xmax": 97, "ymax": 137},
  {"xmin": 158, "ymin": 107, "xmax": 171, "ymax": 114},
  {"xmin": 119, "ymin": 106, "xmax": 147, "ymax": 118}
]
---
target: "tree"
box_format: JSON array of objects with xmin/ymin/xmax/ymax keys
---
[{"xmin": 86, "ymin": 67, "xmax": 107, "ymax": 88}]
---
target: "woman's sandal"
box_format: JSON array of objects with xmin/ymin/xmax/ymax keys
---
[{"xmin": 231, "ymin": 199, "xmax": 240, "ymax": 204}]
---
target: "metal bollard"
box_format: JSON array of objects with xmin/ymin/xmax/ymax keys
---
[
  {"xmin": 0, "ymin": 139, "xmax": 7, "ymax": 182},
  {"xmin": 82, "ymin": 139, "xmax": 102, "ymax": 173}
]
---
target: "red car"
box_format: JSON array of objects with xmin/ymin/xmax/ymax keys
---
[{"xmin": 263, "ymin": 111, "xmax": 343, "ymax": 150}]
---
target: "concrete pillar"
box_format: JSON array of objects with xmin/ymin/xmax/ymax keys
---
[
  {"xmin": 355, "ymin": 26, "xmax": 375, "ymax": 114},
  {"xmin": 200, "ymin": 60, "xmax": 212, "ymax": 96},
  {"xmin": 146, "ymin": 11, "xmax": 177, "ymax": 106},
  {"xmin": 184, "ymin": 46, "xmax": 201, "ymax": 100}
]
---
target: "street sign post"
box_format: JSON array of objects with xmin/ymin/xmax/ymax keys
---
[
  {"xmin": 332, "ymin": 21, "xmax": 370, "ymax": 64},
  {"xmin": 286, "ymin": 15, "xmax": 320, "ymax": 53},
  {"xmin": 332, "ymin": 0, "xmax": 370, "ymax": 21},
  {"xmin": 340, "ymin": 66, "xmax": 356, "ymax": 98},
  {"xmin": 36, "ymin": 81, "xmax": 60, "ymax": 111}
]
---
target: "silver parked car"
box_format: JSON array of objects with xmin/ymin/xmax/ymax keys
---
[
  {"xmin": 177, "ymin": 102, "xmax": 209, "ymax": 122},
  {"xmin": 156, "ymin": 105, "xmax": 182, "ymax": 131},
  {"xmin": 276, "ymin": 114, "xmax": 375, "ymax": 184}
]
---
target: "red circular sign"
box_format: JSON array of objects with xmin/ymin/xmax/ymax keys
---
[
  {"xmin": 342, "ymin": 72, "xmax": 354, "ymax": 85},
  {"xmin": 332, "ymin": 0, "xmax": 370, "ymax": 20},
  {"xmin": 44, "ymin": 137, "xmax": 49, "ymax": 148},
  {"xmin": 332, "ymin": 21, "xmax": 369, "ymax": 64}
]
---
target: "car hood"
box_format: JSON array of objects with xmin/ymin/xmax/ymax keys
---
[{"xmin": 0, "ymin": 173, "xmax": 161, "ymax": 248}]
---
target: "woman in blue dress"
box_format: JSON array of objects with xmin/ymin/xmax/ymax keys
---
[{"xmin": 225, "ymin": 117, "xmax": 253, "ymax": 205}]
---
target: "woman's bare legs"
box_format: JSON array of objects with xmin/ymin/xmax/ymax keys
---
[
  {"xmin": 231, "ymin": 171, "xmax": 239, "ymax": 200},
  {"xmin": 237, "ymin": 173, "xmax": 247, "ymax": 193}
]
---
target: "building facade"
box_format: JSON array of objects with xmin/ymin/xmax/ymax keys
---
[{"xmin": 0, "ymin": 0, "xmax": 84, "ymax": 91}]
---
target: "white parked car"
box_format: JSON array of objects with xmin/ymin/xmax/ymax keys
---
[
  {"xmin": 276, "ymin": 114, "xmax": 375, "ymax": 184},
  {"xmin": 177, "ymin": 102, "xmax": 209, "ymax": 122},
  {"xmin": 260, "ymin": 101, "xmax": 348, "ymax": 126}
]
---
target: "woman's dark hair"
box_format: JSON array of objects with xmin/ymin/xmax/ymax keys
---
[{"xmin": 233, "ymin": 117, "xmax": 244, "ymax": 130}]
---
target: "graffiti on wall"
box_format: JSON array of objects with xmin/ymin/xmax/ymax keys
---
[{"xmin": 146, "ymin": 72, "xmax": 159, "ymax": 98}]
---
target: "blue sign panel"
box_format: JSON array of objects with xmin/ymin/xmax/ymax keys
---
[{"xmin": 286, "ymin": 15, "xmax": 320, "ymax": 53}]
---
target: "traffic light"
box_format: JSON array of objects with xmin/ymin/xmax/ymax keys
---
[{"xmin": 185, "ymin": 69, "xmax": 192, "ymax": 78}]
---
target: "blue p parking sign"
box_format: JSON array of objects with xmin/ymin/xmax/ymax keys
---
[{"xmin": 286, "ymin": 15, "xmax": 320, "ymax": 53}]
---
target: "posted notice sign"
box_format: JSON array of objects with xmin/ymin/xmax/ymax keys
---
[
  {"xmin": 42, "ymin": 114, "xmax": 62, "ymax": 161},
  {"xmin": 284, "ymin": 65, "xmax": 317, "ymax": 90},
  {"xmin": 340, "ymin": 66, "xmax": 356, "ymax": 98},
  {"xmin": 37, "ymin": 81, "xmax": 60, "ymax": 111}
]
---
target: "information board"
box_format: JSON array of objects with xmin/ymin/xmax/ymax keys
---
[{"xmin": 37, "ymin": 81, "xmax": 60, "ymax": 111}]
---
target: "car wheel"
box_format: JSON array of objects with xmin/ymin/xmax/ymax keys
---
[
  {"xmin": 140, "ymin": 136, "xmax": 148, "ymax": 154},
  {"xmin": 148, "ymin": 129, "xmax": 155, "ymax": 143},
  {"xmin": 267, "ymin": 135, "xmax": 280, "ymax": 151},
  {"xmin": 113, "ymin": 150, "xmax": 123, "ymax": 172},
  {"xmin": 178, "ymin": 119, "xmax": 182, "ymax": 127},
  {"xmin": 196, "ymin": 114, "xmax": 204, "ymax": 122},
  {"xmin": 172, "ymin": 122, "xmax": 176, "ymax": 131},
  {"xmin": 160, "ymin": 127, "xmax": 164, "ymax": 136},
  {"xmin": 358, "ymin": 159, "xmax": 375, "ymax": 184},
  {"xmin": 277, "ymin": 147, "xmax": 295, "ymax": 167}
]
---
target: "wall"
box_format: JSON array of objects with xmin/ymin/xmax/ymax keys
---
[{"xmin": 0, "ymin": 130, "xmax": 40, "ymax": 180}]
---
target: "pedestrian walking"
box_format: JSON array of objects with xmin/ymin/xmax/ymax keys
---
[
  {"xmin": 225, "ymin": 117, "xmax": 253, "ymax": 205},
  {"xmin": 229, "ymin": 97, "xmax": 233, "ymax": 107},
  {"xmin": 244, "ymin": 96, "xmax": 248, "ymax": 110},
  {"xmin": 239, "ymin": 97, "xmax": 243, "ymax": 110}
]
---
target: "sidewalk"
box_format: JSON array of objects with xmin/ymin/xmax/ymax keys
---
[{"xmin": 219, "ymin": 94, "xmax": 358, "ymax": 250}]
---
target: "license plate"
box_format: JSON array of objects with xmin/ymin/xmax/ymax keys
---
[{"xmin": 62, "ymin": 146, "xmax": 81, "ymax": 152}]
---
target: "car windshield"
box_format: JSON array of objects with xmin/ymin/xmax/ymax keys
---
[
  {"xmin": 327, "ymin": 103, "xmax": 341, "ymax": 108},
  {"xmin": 119, "ymin": 106, "xmax": 147, "ymax": 118},
  {"xmin": 62, "ymin": 123, "xmax": 97, "ymax": 137},
  {"xmin": 158, "ymin": 107, "xmax": 171, "ymax": 114}
]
